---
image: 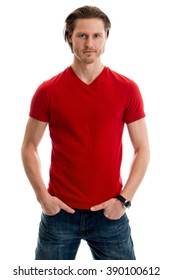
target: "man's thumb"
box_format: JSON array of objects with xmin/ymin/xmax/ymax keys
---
[
  {"xmin": 60, "ymin": 201, "xmax": 75, "ymax": 214},
  {"xmin": 90, "ymin": 203, "xmax": 104, "ymax": 211}
]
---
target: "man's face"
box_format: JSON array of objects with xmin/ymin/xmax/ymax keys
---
[{"xmin": 69, "ymin": 18, "xmax": 107, "ymax": 64}]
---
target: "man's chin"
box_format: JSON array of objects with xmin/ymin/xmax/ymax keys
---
[{"xmin": 82, "ymin": 57, "xmax": 96, "ymax": 64}]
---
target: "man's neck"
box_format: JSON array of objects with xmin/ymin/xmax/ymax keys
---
[{"xmin": 71, "ymin": 59, "xmax": 104, "ymax": 85}]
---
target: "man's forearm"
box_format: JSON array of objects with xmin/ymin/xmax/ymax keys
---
[
  {"xmin": 121, "ymin": 147, "xmax": 150, "ymax": 201},
  {"xmin": 21, "ymin": 145, "xmax": 48, "ymax": 202}
]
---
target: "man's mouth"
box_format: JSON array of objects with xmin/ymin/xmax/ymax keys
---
[{"xmin": 83, "ymin": 50, "xmax": 95, "ymax": 54}]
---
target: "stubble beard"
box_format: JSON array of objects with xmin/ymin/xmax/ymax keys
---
[
  {"xmin": 75, "ymin": 49, "xmax": 101, "ymax": 65},
  {"xmin": 82, "ymin": 56, "xmax": 96, "ymax": 64}
]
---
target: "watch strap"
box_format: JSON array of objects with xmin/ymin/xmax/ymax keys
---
[
  {"xmin": 116, "ymin": 194, "xmax": 131, "ymax": 208},
  {"xmin": 116, "ymin": 194, "xmax": 126, "ymax": 203}
]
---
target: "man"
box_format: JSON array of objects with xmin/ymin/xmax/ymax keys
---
[{"xmin": 21, "ymin": 6, "xmax": 150, "ymax": 260}]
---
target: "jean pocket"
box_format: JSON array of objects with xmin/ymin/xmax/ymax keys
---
[
  {"xmin": 42, "ymin": 209, "xmax": 62, "ymax": 218},
  {"xmin": 102, "ymin": 210, "xmax": 126, "ymax": 222}
]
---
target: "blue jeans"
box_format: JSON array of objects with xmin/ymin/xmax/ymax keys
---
[{"xmin": 35, "ymin": 209, "xmax": 135, "ymax": 260}]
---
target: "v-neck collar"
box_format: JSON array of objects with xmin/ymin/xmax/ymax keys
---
[{"xmin": 69, "ymin": 66, "xmax": 106, "ymax": 86}]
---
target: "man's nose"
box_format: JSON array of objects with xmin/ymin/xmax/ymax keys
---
[{"xmin": 85, "ymin": 36, "xmax": 93, "ymax": 48}]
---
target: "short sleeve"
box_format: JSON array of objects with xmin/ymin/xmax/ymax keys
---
[
  {"xmin": 123, "ymin": 81, "xmax": 145, "ymax": 124},
  {"xmin": 29, "ymin": 82, "xmax": 50, "ymax": 122}
]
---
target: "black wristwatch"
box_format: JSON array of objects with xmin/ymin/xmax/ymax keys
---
[{"xmin": 116, "ymin": 194, "xmax": 131, "ymax": 208}]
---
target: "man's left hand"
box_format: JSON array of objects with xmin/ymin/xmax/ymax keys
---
[{"xmin": 90, "ymin": 198, "xmax": 125, "ymax": 220}]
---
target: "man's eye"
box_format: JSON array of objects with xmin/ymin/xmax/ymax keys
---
[
  {"xmin": 79, "ymin": 34, "xmax": 86, "ymax": 39},
  {"xmin": 94, "ymin": 34, "xmax": 101, "ymax": 38}
]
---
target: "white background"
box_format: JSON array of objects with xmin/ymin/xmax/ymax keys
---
[{"xmin": 0, "ymin": 0, "xmax": 173, "ymax": 277}]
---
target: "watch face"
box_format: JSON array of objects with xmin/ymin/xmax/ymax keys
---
[{"xmin": 125, "ymin": 200, "xmax": 131, "ymax": 208}]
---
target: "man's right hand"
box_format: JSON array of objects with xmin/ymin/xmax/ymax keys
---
[{"xmin": 40, "ymin": 193, "xmax": 75, "ymax": 215}]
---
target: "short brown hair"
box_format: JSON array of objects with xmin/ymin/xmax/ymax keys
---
[{"xmin": 64, "ymin": 6, "xmax": 111, "ymax": 51}]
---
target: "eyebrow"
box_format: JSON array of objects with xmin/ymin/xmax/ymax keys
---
[{"xmin": 76, "ymin": 32, "xmax": 103, "ymax": 35}]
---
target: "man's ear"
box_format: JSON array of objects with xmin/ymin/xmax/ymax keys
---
[{"xmin": 68, "ymin": 33, "xmax": 72, "ymax": 43}]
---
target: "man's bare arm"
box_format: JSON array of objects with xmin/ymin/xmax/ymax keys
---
[
  {"xmin": 21, "ymin": 117, "xmax": 75, "ymax": 215},
  {"xmin": 121, "ymin": 118, "xmax": 150, "ymax": 200}
]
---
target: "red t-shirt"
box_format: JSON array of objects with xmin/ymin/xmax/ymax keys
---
[{"xmin": 29, "ymin": 66, "xmax": 145, "ymax": 209}]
